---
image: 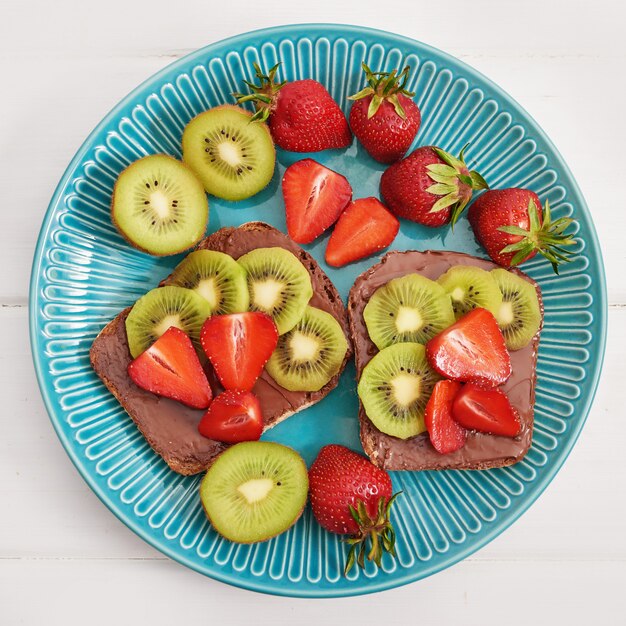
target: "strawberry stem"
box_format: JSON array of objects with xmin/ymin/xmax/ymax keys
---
[{"xmin": 232, "ymin": 62, "xmax": 287, "ymax": 123}]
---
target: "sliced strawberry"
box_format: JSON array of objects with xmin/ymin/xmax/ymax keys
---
[
  {"xmin": 200, "ymin": 312, "xmax": 278, "ymax": 392},
  {"xmin": 452, "ymin": 383, "xmax": 521, "ymax": 437},
  {"xmin": 424, "ymin": 380, "xmax": 466, "ymax": 454},
  {"xmin": 325, "ymin": 197, "xmax": 400, "ymax": 267},
  {"xmin": 198, "ymin": 390, "xmax": 263, "ymax": 443},
  {"xmin": 426, "ymin": 308, "xmax": 512, "ymax": 387},
  {"xmin": 282, "ymin": 159, "xmax": 352, "ymax": 244},
  {"xmin": 127, "ymin": 326, "xmax": 212, "ymax": 409}
]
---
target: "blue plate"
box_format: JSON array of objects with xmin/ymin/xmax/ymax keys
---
[{"xmin": 30, "ymin": 24, "xmax": 607, "ymax": 597}]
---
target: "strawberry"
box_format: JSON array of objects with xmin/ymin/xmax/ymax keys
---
[
  {"xmin": 128, "ymin": 327, "xmax": 212, "ymax": 409},
  {"xmin": 234, "ymin": 63, "xmax": 351, "ymax": 152},
  {"xmin": 452, "ymin": 384, "xmax": 521, "ymax": 437},
  {"xmin": 380, "ymin": 145, "xmax": 488, "ymax": 227},
  {"xmin": 325, "ymin": 197, "xmax": 399, "ymax": 266},
  {"xmin": 200, "ymin": 312, "xmax": 278, "ymax": 391},
  {"xmin": 308, "ymin": 444, "xmax": 400, "ymax": 574},
  {"xmin": 468, "ymin": 188, "xmax": 577, "ymax": 274},
  {"xmin": 424, "ymin": 380, "xmax": 467, "ymax": 454},
  {"xmin": 282, "ymin": 159, "xmax": 352, "ymax": 244},
  {"xmin": 426, "ymin": 308, "xmax": 512, "ymax": 388},
  {"xmin": 198, "ymin": 390, "xmax": 263, "ymax": 443},
  {"xmin": 348, "ymin": 63, "xmax": 421, "ymax": 163}
]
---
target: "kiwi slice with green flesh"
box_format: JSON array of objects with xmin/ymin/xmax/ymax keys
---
[
  {"xmin": 265, "ymin": 306, "xmax": 348, "ymax": 392},
  {"xmin": 166, "ymin": 250, "xmax": 249, "ymax": 315},
  {"xmin": 125, "ymin": 285, "xmax": 211, "ymax": 358},
  {"xmin": 237, "ymin": 247, "xmax": 313, "ymax": 335},
  {"xmin": 200, "ymin": 441, "xmax": 308, "ymax": 543},
  {"xmin": 491, "ymin": 268, "xmax": 542, "ymax": 350},
  {"xmin": 437, "ymin": 265, "xmax": 503, "ymax": 320},
  {"xmin": 182, "ymin": 105, "xmax": 275, "ymax": 201},
  {"xmin": 363, "ymin": 274, "xmax": 455, "ymax": 350},
  {"xmin": 111, "ymin": 154, "xmax": 208, "ymax": 256},
  {"xmin": 358, "ymin": 342, "xmax": 440, "ymax": 439}
]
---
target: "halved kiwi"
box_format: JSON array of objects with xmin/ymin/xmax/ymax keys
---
[
  {"xmin": 237, "ymin": 247, "xmax": 313, "ymax": 335},
  {"xmin": 491, "ymin": 268, "xmax": 542, "ymax": 350},
  {"xmin": 265, "ymin": 306, "xmax": 348, "ymax": 392},
  {"xmin": 165, "ymin": 250, "xmax": 249, "ymax": 315},
  {"xmin": 200, "ymin": 441, "xmax": 308, "ymax": 543},
  {"xmin": 182, "ymin": 105, "xmax": 275, "ymax": 201},
  {"xmin": 363, "ymin": 274, "xmax": 455, "ymax": 350},
  {"xmin": 125, "ymin": 285, "xmax": 211, "ymax": 358},
  {"xmin": 111, "ymin": 154, "xmax": 208, "ymax": 256},
  {"xmin": 358, "ymin": 342, "xmax": 440, "ymax": 439},
  {"xmin": 437, "ymin": 265, "xmax": 503, "ymax": 320}
]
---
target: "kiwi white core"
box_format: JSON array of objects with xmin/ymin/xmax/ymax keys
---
[
  {"xmin": 253, "ymin": 279, "xmax": 284, "ymax": 310},
  {"xmin": 290, "ymin": 332, "xmax": 320, "ymax": 361},
  {"xmin": 396, "ymin": 307, "xmax": 423, "ymax": 333},
  {"xmin": 237, "ymin": 478, "xmax": 274, "ymax": 504},
  {"xmin": 498, "ymin": 301, "xmax": 515, "ymax": 325},
  {"xmin": 391, "ymin": 374, "xmax": 421, "ymax": 407},
  {"xmin": 196, "ymin": 278, "xmax": 219, "ymax": 309},
  {"xmin": 451, "ymin": 287, "xmax": 465, "ymax": 302},
  {"xmin": 155, "ymin": 314, "xmax": 182, "ymax": 337}
]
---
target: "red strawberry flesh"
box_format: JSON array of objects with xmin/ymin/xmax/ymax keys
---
[
  {"xmin": 325, "ymin": 197, "xmax": 399, "ymax": 266},
  {"xmin": 200, "ymin": 312, "xmax": 278, "ymax": 392},
  {"xmin": 452, "ymin": 383, "xmax": 521, "ymax": 437},
  {"xmin": 198, "ymin": 390, "xmax": 263, "ymax": 443},
  {"xmin": 424, "ymin": 380, "xmax": 467, "ymax": 454},
  {"xmin": 282, "ymin": 159, "xmax": 352, "ymax": 244},
  {"xmin": 426, "ymin": 308, "xmax": 512, "ymax": 387},
  {"xmin": 127, "ymin": 326, "xmax": 212, "ymax": 409}
]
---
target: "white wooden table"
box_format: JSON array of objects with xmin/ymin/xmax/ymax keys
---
[{"xmin": 2, "ymin": 1, "xmax": 625, "ymax": 623}]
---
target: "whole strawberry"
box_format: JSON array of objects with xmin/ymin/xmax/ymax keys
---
[
  {"xmin": 234, "ymin": 63, "xmax": 351, "ymax": 152},
  {"xmin": 348, "ymin": 63, "xmax": 421, "ymax": 163},
  {"xmin": 468, "ymin": 188, "xmax": 577, "ymax": 273},
  {"xmin": 308, "ymin": 444, "xmax": 400, "ymax": 574},
  {"xmin": 380, "ymin": 145, "xmax": 488, "ymax": 227}
]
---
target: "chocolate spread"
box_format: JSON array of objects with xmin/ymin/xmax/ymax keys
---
[{"xmin": 348, "ymin": 250, "xmax": 543, "ymax": 471}]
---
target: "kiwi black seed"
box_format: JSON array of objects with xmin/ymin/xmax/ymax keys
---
[
  {"xmin": 125, "ymin": 285, "xmax": 212, "ymax": 358},
  {"xmin": 111, "ymin": 154, "xmax": 208, "ymax": 256},
  {"xmin": 237, "ymin": 247, "xmax": 313, "ymax": 335},
  {"xmin": 182, "ymin": 105, "xmax": 275, "ymax": 201},
  {"xmin": 265, "ymin": 306, "xmax": 348, "ymax": 392},
  {"xmin": 200, "ymin": 441, "xmax": 308, "ymax": 544},
  {"xmin": 491, "ymin": 268, "xmax": 542, "ymax": 350},
  {"xmin": 437, "ymin": 265, "xmax": 503, "ymax": 320},
  {"xmin": 165, "ymin": 250, "xmax": 249, "ymax": 315},
  {"xmin": 363, "ymin": 274, "xmax": 456, "ymax": 350},
  {"xmin": 358, "ymin": 342, "xmax": 440, "ymax": 439}
]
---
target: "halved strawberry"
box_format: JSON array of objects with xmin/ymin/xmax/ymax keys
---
[
  {"xmin": 127, "ymin": 326, "xmax": 212, "ymax": 409},
  {"xmin": 325, "ymin": 197, "xmax": 399, "ymax": 267},
  {"xmin": 424, "ymin": 380, "xmax": 466, "ymax": 454},
  {"xmin": 200, "ymin": 312, "xmax": 278, "ymax": 391},
  {"xmin": 452, "ymin": 383, "xmax": 521, "ymax": 437},
  {"xmin": 426, "ymin": 308, "xmax": 511, "ymax": 387},
  {"xmin": 198, "ymin": 390, "xmax": 263, "ymax": 443},
  {"xmin": 282, "ymin": 159, "xmax": 352, "ymax": 244}
]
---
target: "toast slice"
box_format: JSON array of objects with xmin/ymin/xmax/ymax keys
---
[
  {"xmin": 348, "ymin": 250, "xmax": 543, "ymax": 471},
  {"xmin": 90, "ymin": 222, "xmax": 352, "ymax": 475}
]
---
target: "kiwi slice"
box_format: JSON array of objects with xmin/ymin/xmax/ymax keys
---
[
  {"xmin": 166, "ymin": 250, "xmax": 249, "ymax": 314},
  {"xmin": 237, "ymin": 247, "xmax": 313, "ymax": 335},
  {"xmin": 437, "ymin": 265, "xmax": 503, "ymax": 320},
  {"xmin": 358, "ymin": 342, "xmax": 440, "ymax": 439},
  {"xmin": 125, "ymin": 285, "xmax": 211, "ymax": 358},
  {"xmin": 265, "ymin": 306, "xmax": 348, "ymax": 392},
  {"xmin": 200, "ymin": 441, "xmax": 308, "ymax": 543},
  {"xmin": 182, "ymin": 105, "xmax": 275, "ymax": 201},
  {"xmin": 491, "ymin": 268, "xmax": 542, "ymax": 350},
  {"xmin": 111, "ymin": 154, "xmax": 208, "ymax": 256},
  {"xmin": 363, "ymin": 274, "xmax": 455, "ymax": 350}
]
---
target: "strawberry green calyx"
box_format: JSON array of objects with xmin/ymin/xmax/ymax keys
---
[
  {"xmin": 232, "ymin": 62, "xmax": 286, "ymax": 123},
  {"xmin": 498, "ymin": 199, "xmax": 577, "ymax": 274},
  {"xmin": 427, "ymin": 145, "xmax": 489, "ymax": 227},
  {"xmin": 348, "ymin": 63, "xmax": 416, "ymax": 119},
  {"xmin": 344, "ymin": 492, "xmax": 401, "ymax": 575}
]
